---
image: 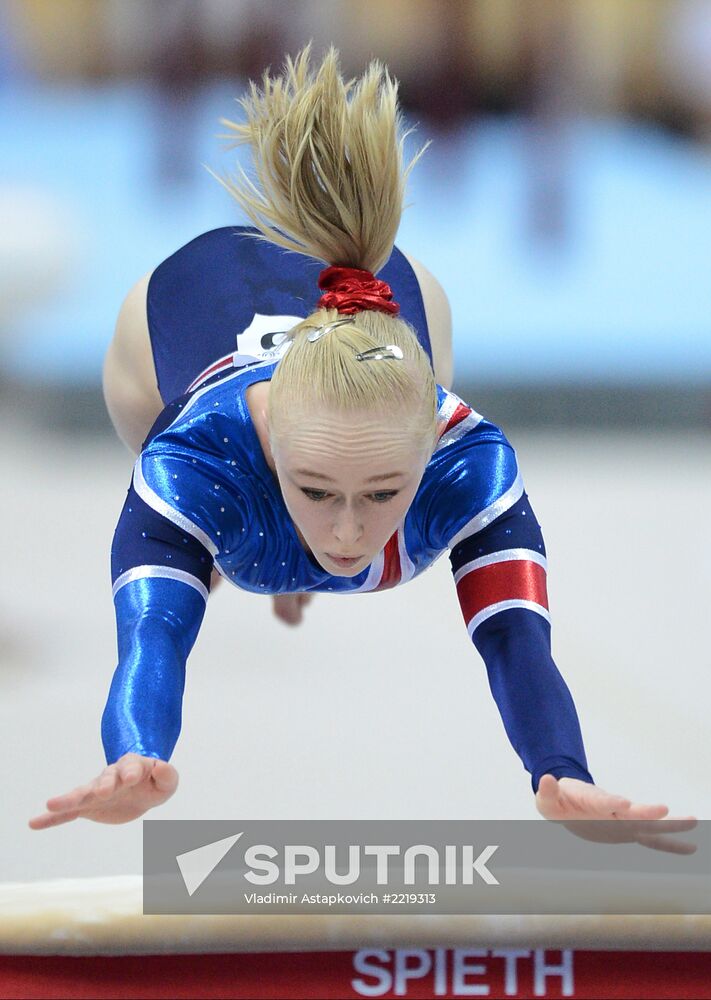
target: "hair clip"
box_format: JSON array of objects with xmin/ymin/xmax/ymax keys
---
[
  {"xmin": 354, "ymin": 345, "xmax": 404, "ymax": 362},
  {"xmin": 304, "ymin": 316, "xmax": 357, "ymax": 342}
]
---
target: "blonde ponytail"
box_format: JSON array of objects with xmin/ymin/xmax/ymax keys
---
[
  {"xmin": 214, "ymin": 41, "xmax": 427, "ymax": 273},
  {"xmin": 209, "ymin": 43, "xmax": 438, "ymax": 451}
]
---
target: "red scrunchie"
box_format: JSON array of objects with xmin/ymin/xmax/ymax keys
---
[{"xmin": 317, "ymin": 265, "xmax": 400, "ymax": 316}]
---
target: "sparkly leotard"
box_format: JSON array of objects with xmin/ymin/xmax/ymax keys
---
[{"xmin": 103, "ymin": 228, "xmax": 593, "ymax": 793}]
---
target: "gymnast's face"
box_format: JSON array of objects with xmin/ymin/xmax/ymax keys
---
[{"xmin": 270, "ymin": 409, "xmax": 433, "ymax": 577}]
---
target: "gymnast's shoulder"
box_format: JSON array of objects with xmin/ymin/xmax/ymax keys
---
[{"xmin": 414, "ymin": 386, "xmax": 521, "ymax": 550}]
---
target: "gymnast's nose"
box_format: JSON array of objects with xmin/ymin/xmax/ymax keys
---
[{"xmin": 332, "ymin": 506, "xmax": 363, "ymax": 547}]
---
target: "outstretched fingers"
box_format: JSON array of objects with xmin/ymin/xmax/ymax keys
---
[
  {"xmin": 28, "ymin": 754, "xmax": 161, "ymax": 830},
  {"xmin": 30, "ymin": 775, "xmax": 110, "ymax": 828},
  {"xmin": 43, "ymin": 780, "xmax": 97, "ymax": 814},
  {"xmin": 614, "ymin": 801, "xmax": 668, "ymax": 821},
  {"xmin": 28, "ymin": 808, "xmax": 83, "ymax": 831}
]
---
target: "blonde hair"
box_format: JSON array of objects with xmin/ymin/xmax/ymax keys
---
[{"xmin": 210, "ymin": 43, "xmax": 437, "ymax": 451}]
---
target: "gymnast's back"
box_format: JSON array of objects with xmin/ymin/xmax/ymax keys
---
[
  {"xmin": 150, "ymin": 225, "xmax": 431, "ymax": 403},
  {"xmin": 103, "ymin": 226, "xmax": 452, "ymax": 454}
]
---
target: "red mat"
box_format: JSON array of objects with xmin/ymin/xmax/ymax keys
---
[{"xmin": 1, "ymin": 947, "xmax": 710, "ymax": 999}]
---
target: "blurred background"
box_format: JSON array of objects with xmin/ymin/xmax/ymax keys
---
[
  {"xmin": 2, "ymin": 0, "xmax": 711, "ymax": 423},
  {"xmin": 1, "ymin": 0, "xmax": 709, "ymax": 881}
]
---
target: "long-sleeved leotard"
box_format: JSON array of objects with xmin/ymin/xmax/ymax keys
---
[{"xmin": 104, "ymin": 342, "xmax": 594, "ymax": 793}]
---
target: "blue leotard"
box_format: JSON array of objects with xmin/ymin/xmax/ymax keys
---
[{"xmin": 103, "ymin": 228, "xmax": 593, "ymax": 793}]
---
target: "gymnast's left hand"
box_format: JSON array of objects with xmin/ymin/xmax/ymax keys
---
[
  {"xmin": 535, "ymin": 774, "xmax": 697, "ymax": 853},
  {"xmin": 28, "ymin": 753, "xmax": 178, "ymax": 829}
]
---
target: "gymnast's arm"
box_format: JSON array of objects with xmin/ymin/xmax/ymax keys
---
[
  {"xmin": 29, "ymin": 462, "xmax": 216, "ymax": 829},
  {"xmin": 446, "ymin": 488, "xmax": 594, "ymax": 794},
  {"xmin": 429, "ymin": 437, "xmax": 691, "ymax": 836},
  {"xmin": 423, "ymin": 433, "xmax": 593, "ymax": 794},
  {"xmin": 101, "ymin": 484, "xmax": 213, "ymax": 764}
]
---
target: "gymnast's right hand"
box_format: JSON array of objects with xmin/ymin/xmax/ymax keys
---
[{"xmin": 28, "ymin": 754, "xmax": 178, "ymax": 829}]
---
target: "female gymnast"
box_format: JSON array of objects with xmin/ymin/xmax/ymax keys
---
[{"xmin": 29, "ymin": 46, "xmax": 691, "ymax": 848}]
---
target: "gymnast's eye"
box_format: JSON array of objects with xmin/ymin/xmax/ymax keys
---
[
  {"xmin": 300, "ymin": 487, "xmax": 399, "ymax": 503},
  {"xmin": 301, "ymin": 488, "xmax": 331, "ymax": 501}
]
